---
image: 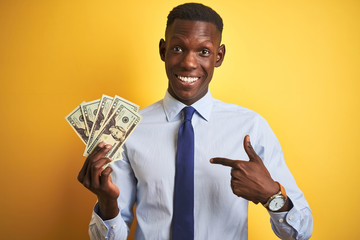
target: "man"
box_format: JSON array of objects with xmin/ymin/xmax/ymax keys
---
[{"xmin": 78, "ymin": 3, "xmax": 313, "ymax": 239}]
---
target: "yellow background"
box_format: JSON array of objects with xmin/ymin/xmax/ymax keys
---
[{"xmin": 0, "ymin": 0, "xmax": 359, "ymax": 239}]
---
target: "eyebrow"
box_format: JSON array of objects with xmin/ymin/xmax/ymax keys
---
[{"xmin": 169, "ymin": 36, "xmax": 215, "ymax": 44}]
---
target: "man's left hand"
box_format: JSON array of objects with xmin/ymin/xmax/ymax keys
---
[{"xmin": 210, "ymin": 135, "xmax": 279, "ymax": 204}]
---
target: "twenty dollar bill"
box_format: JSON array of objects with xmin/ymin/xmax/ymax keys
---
[{"xmin": 84, "ymin": 104, "xmax": 141, "ymax": 159}]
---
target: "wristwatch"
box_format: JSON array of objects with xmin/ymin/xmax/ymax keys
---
[{"xmin": 263, "ymin": 182, "xmax": 287, "ymax": 212}]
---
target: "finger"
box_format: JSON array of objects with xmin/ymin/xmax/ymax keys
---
[
  {"xmin": 85, "ymin": 145, "xmax": 111, "ymax": 175},
  {"xmin": 230, "ymin": 168, "xmax": 244, "ymax": 180},
  {"xmin": 90, "ymin": 158, "xmax": 112, "ymax": 189},
  {"xmin": 230, "ymin": 179, "xmax": 243, "ymax": 197},
  {"xmin": 88, "ymin": 141, "xmax": 106, "ymax": 158},
  {"xmin": 243, "ymin": 135, "xmax": 261, "ymax": 163},
  {"xmin": 78, "ymin": 156, "xmax": 92, "ymax": 183},
  {"xmin": 100, "ymin": 166, "xmax": 113, "ymax": 187},
  {"xmin": 83, "ymin": 146, "xmax": 112, "ymax": 188},
  {"xmin": 78, "ymin": 142, "xmax": 109, "ymax": 183},
  {"xmin": 210, "ymin": 157, "xmax": 237, "ymax": 168},
  {"xmin": 92, "ymin": 144, "xmax": 112, "ymax": 162}
]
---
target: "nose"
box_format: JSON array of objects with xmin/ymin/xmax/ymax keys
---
[{"xmin": 181, "ymin": 51, "xmax": 198, "ymax": 70}]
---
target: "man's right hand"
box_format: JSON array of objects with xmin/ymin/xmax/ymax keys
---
[{"xmin": 77, "ymin": 142, "xmax": 120, "ymax": 220}]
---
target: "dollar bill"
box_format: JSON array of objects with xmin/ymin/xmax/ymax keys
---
[
  {"xmin": 84, "ymin": 104, "xmax": 142, "ymax": 158},
  {"xmin": 80, "ymin": 99, "xmax": 100, "ymax": 136},
  {"xmin": 65, "ymin": 103, "xmax": 89, "ymax": 144},
  {"xmin": 85, "ymin": 94, "xmax": 139, "ymax": 152},
  {"xmin": 102, "ymin": 147, "xmax": 124, "ymax": 169},
  {"xmin": 103, "ymin": 95, "xmax": 139, "ymax": 123},
  {"xmin": 66, "ymin": 95, "xmax": 141, "ymax": 169},
  {"xmin": 86, "ymin": 95, "xmax": 113, "ymax": 148}
]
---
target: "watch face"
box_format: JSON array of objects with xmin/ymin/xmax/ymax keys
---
[{"xmin": 269, "ymin": 196, "xmax": 286, "ymax": 211}]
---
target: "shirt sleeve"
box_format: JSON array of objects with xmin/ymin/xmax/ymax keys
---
[
  {"xmin": 88, "ymin": 148, "xmax": 137, "ymax": 240},
  {"xmin": 254, "ymin": 115, "xmax": 313, "ymax": 240}
]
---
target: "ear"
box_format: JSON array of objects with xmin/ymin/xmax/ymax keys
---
[
  {"xmin": 215, "ymin": 44, "xmax": 226, "ymax": 67},
  {"xmin": 159, "ymin": 39, "xmax": 166, "ymax": 62}
]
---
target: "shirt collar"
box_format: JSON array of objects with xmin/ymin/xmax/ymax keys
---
[{"xmin": 163, "ymin": 90, "xmax": 213, "ymax": 122}]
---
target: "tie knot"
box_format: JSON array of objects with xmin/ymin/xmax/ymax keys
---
[{"xmin": 183, "ymin": 106, "xmax": 195, "ymax": 121}]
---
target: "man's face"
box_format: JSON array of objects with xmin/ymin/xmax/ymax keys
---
[{"xmin": 159, "ymin": 19, "xmax": 225, "ymax": 105}]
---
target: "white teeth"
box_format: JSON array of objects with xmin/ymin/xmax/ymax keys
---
[{"xmin": 177, "ymin": 75, "xmax": 199, "ymax": 83}]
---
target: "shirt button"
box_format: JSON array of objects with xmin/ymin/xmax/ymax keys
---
[
  {"xmin": 111, "ymin": 225, "xmax": 117, "ymax": 229},
  {"xmin": 288, "ymin": 215, "xmax": 294, "ymax": 220},
  {"xmin": 279, "ymin": 218, "xmax": 284, "ymax": 223}
]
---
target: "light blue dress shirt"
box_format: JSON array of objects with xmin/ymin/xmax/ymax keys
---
[{"xmin": 89, "ymin": 91, "xmax": 313, "ymax": 240}]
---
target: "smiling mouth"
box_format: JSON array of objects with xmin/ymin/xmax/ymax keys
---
[{"xmin": 176, "ymin": 74, "xmax": 200, "ymax": 83}]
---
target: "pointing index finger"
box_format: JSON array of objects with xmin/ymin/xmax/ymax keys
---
[{"xmin": 210, "ymin": 157, "xmax": 237, "ymax": 168}]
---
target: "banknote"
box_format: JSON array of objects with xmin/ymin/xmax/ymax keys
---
[
  {"xmin": 85, "ymin": 94, "xmax": 140, "ymax": 153},
  {"xmin": 102, "ymin": 148, "xmax": 124, "ymax": 169},
  {"xmin": 103, "ymin": 95, "xmax": 139, "ymax": 124},
  {"xmin": 80, "ymin": 99, "xmax": 100, "ymax": 136},
  {"xmin": 66, "ymin": 105, "xmax": 124, "ymax": 161},
  {"xmin": 66, "ymin": 95, "xmax": 141, "ymax": 167},
  {"xmin": 65, "ymin": 102, "xmax": 89, "ymax": 144},
  {"xmin": 84, "ymin": 104, "xmax": 142, "ymax": 159},
  {"xmin": 87, "ymin": 95, "xmax": 113, "ymax": 148}
]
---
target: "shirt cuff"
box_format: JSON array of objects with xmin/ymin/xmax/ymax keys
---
[
  {"xmin": 268, "ymin": 204, "xmax": 312, "ymax": 240},
  {"xmin": 91, "ymin": 203, "xmax": 123, "ymax": 239},
  {"xmin": 268, "ymin": 210, "xmax": 290, "ymax": 225},
  {"xmin": 268, "ymin": 204, "xmax": 307, "ymax": 233}
]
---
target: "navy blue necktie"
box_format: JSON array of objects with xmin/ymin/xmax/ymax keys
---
[{"xmin": 172, "ymin": 106, "xmax": 195, "ymax": 240}]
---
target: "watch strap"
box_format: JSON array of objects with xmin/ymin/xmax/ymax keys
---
[{"xmin": 278, "ymin": 182, "xmax": 287, "ymax": 198}]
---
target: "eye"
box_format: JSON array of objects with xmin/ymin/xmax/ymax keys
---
[
  {"xmin": 201, "ymin": 49, "xmax": 210, "ymax": 55},
  {"xmin": 173, "ymin": 46, "xmax": 183, "ymax": 52}
]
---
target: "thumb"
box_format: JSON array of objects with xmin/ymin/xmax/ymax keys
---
[{"xmin": 243, "ymin": 135, "xmax": 260, "ymax": 163}]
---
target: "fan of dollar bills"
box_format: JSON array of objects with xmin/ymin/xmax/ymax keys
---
[{"xmin": 66, "ymin": 95, "xmax": 142, "ymax": 165}]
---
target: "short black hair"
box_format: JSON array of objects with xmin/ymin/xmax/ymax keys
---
[{"xmin": 166, "ymin": 3, "xmax": 223, "ymax": 33}]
